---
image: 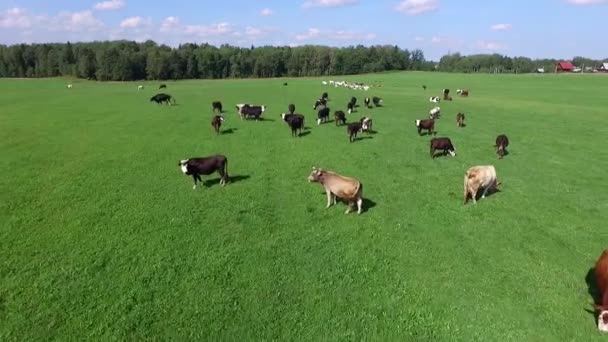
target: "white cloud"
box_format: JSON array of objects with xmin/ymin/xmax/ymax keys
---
[
  {"xmin": 566, "ymin": 0, "xmax": 608, "ymax": 5},
  {"xmin": 120, "ymin": 16, "xmax": 145, "ymax": 28},
  {"xmin": 94, "ymin": 0, "xmax": 126, "ymax": 11},
  {"xmin": 474, "ymin": 40, "xmax": 506, "ymax": 51},
  {"xmin": 294, "ymin": 28, "xmax": 376, "ymax": 42},
  {"xmin": 431, "ymin": 36, "xmax": 442, "ymax": 43},
  {"xmin": 160, "ymin": 16, "xmax": 180, "ymax": 32},
  {"xmin": 414, "ymin": 36, "xmax": 425, "ymax": 42},
  {"xmin": 302, "ymin": 0, "xmax": 358, "ymax": 9},
  {"xmin": 491, "ymin": 23, "xmax": 512, "ymax": 31},
  {"xmin": 395, "ymin": 0, "xmax": 439, "ymax": 15},
  {"xmin": 50, "ymin": 10, "xmax": 104, "ymax": 32},
  {"xmin": 260, "ymin": 8, "xmax": 274, "ymax": 16},
  {"xmin": 0, "ymin": 8, "xmax": 33, "ymax": 29},
  {"xmin": 330, "ymin": 30, "xmax": 376, "ymax": 40},
  {"xmin": 184, "ymin": 22, "xmax": 234, "ymax": 37},
  {"xmin": 295, "ymin": 28, "xmax": 322, "ymax": 40}
]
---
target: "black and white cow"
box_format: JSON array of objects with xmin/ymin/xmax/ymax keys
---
[
  {"xmin": 430, "ymin": 96, "xmax": 441, "ymax": 103},
  {"xmin": 313, "ymin": 98, "xmax": 327, "ymax": 110},
  {"xmin": 239, "ymin": 105, "xmax": 266, "ymax": 120},
  {"xmin": 372, "ymin": 96, "xmax": 383, "ymax": 107},
  {"xmin": 360, "ymin": 117, "xmax": 373, "ymax": 133},
  {"xmin": 347, "ymin": 122, "xmax": 363, "ymax": 142},
  {"xmin": 429, "ymin": 106, "xmax": 441, "ymax": 119},
  {"xmin": 178, "ymin": 155, "xmax": 229, "ymax": 189},
  {"xmin": 364, "ymin": 97, "xmax": 371, "ymax": 108},
  {"xmin": 317, "ymin": 107, "xmax": 330, "ymax": 125},
  {"xmin": 415, "ymin": 119, "xmax": 435, "ymax": 136}
]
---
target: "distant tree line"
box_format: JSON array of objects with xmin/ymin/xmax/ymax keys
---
[{"xmin": 0, "ymin": 40, "xmax": 605, "ymax": 80}]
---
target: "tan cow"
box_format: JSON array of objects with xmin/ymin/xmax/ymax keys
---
[
  {"xmin": 463, "ymin": 165, "xmax": 499, "ymax": 204},
  {"xmin": 307, "ymin": 167, "xmax": 363, "ymax": 214},
  {"xmin": 594, "ymin": 249, "xmax": 608, "ymax": 333}
]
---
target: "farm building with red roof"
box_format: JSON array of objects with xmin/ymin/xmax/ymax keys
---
[{"xmin": 555, "ymin": 61, "xmax": 575, "ymax": 73}]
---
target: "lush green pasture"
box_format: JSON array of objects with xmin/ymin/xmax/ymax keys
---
[{"xmin": 1, "ymin": 72, "xmax": 607, "ymax": 340}]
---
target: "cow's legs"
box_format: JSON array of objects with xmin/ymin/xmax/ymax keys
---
[
  {"xmin": 471, "ymin": 186, "xmax": 478, "ymax": 203},
  {"xmin": 345, "ymin": 201, "xmax": 353, "ymax": 214},
  {"xmin": 325, "ymin": 189, "xmax": 333, "ymax": 208},
  {"xmin": 192, "ymin": 175, "xmax": 198, "ymax": 190},
  {"xmin": 356, "ymin": 198, "xmax": 363, "ymax": 214}
]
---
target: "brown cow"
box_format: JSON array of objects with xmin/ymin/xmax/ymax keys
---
[
  {"xmin": 495, "ymin": 134, "xmax": 509, "ymax": 159},
  {"xmin": 415, "ymin": 119, "xmax": 435, "ymax": 136},
  {"xmin": 211, "ymin": 115, "xmax": 224, "ymax": 135},
  {"xmin": 463, "ymin": 165, "xmax": 499, "ymax": 204},
  {"xmin": 456, "ymin": 113, "xmax": 465, "ymax": 127},
  {"xmin": 594, "ymin": 250, "xmax": 608, "ymax": 332},
  {"xmin": 307, "ymin": 167, "xmax": 363, "ymax": 214}
]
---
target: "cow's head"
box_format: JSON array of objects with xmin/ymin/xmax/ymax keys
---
[
  {"xmin": 261, "ymin": 105, "xmax": 266, "ymax": 112},
  {"xmin": 178, "ymin": 159, "xmax": 189, "ymax": 174},
  {"xmin": 308, "ymin": 167, "xmax": 324, "ymax": 183},
  {"xmin": 448, "ymin": 146, "xmax": 456, "ymax": 157},
  {"xmin": 219, "ymin": 115, "xmax": 225, "ymax": 122},
  {"xmin": 595, "ymin": 305, "xmax": 608, "ymax": 332},
  {"xmin": 281, "ymin": 113, "xmax": 287, "ymax": 120}
]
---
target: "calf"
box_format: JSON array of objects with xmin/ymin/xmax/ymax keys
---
[
  {"xmin": 307, "ymin": 167, "xmax": 363, "ymax": 214},
  {"xmin": 347, "ymin": 122, "xmax": 362, "ymax": 142},
  {"xmin": 364, "ymin": 97, "xmax": 371, "ymax": 108},
  {"xmin": 593, "ymin": 250, "xmax": 608, "ymax": 333},
  {"xmin": 429, "ymin": 106, "xmax": 441, "ymax": 119},
  {"xmin": 211, "ymin": 115, "xmax": 224, "ymax": 135},
  {"xmin": 150, "ymin": 93, "xmax": 175, "ymax": 105},
  {"xmin": 178, "ymin": 155, "xmax": 229, "ymax": 189},
  {"xmin": 317, "ymin": 107, "xmax": 330, "ymax": 125},
  {"xmin": 288, "ymin": 104, "xmax": 296, "ymax": 114},
  {"xmin": 463, "ymin": 165, "xmax": 498, "ymax": 204},
  {"xmin": 415, "ymin": 119, "xmax": 435, "ymax": 136},
  {"xmin": 212, "ymin": 101, "xmax": 223, "ymax": 113},
  {"xmin": 430, "ymin": 137, "xmax": 456, "ymax": 158},
  {"xmin": 360, "ymin": 117, "xmax": 372, "ymax": 133},
  {"xmin": 159, "ymin": 84, "xmax": 167, "ymax": 89},
  {"xmin": 456, "ymin": 112, "xmax": 465, "ymax": 127},
  {"xmin": 335, "ymin": 110, "xmax": 346, "ymax": 126},
  {"xmin": 495, "ymin": 134, "xmax": 509, "ymax": 159},
  {"xmin": 430, "ymin": 96, "xmax": 441, "ymax": 103},
  {"xmin": 372, "ymin": 96, "xmax": 383, "ymax": 107},
  {"xmin": 313, "ymin": 98, "xmax": 327, "ymax": 110},
  {"xmin": 282, "ymin": 113, "xmax": 305, "ymax": 137}
]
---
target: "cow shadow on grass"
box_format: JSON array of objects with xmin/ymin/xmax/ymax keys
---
[
  {"xmin": 298, "ymin": 131, "xmax": 312, "ymax": 137},
  {"xmin": 221, "ymin": 128, "xmax": 237, "ymax": 135},
  {"xmin": 354, "ymin": 136, "xmax": 374, "ymax": 142},
  {"xmin": 419, "ymin": 132, "xmax": 437, "ymax": 137},
  {"xmin": 319, "ymin": 197, "xmax": 377, "ymax": 214},
  {"xmin": 585, "ymin": 268, "xmax": 600, "ymax": 322},
  {"xmin": 471, "ymin": 187, "xmax": 500, "ymax": 201},
  {"xmin": 203, "ymin": 175, "xmax": 251, "ymax": 187}
]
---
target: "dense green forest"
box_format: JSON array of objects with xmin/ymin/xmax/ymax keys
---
[{"xmin": 0, "ymin": 40, "xmax": 605, "ymax": 80}]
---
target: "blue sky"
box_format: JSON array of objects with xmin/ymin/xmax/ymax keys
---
[{"xmin": 0, "ymin": 0, "xmax": 606, "ymax": 60}]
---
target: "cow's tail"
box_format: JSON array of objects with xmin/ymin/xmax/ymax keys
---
[{"xmin": 224, "ymin": 157, "xmax": 229, "ymax": 182}]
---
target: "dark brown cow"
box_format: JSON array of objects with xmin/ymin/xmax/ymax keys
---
[
  {"xmin": 456, "ymin": 113, "xmax": 465, "ymax": 127},
  {"xmin": 415, "ymin": 119, "xmax": 435, "ymax": 136},
  {"xmin": 495, "ymin": 134, "xmax": 510, "ymax": 159},
  {"xmin": 593, "ymin": 250, "xmax": 608, "ymax": 332},
  {"xmin": 430, "ymin": 137, "xmax": 456, "ymax": 158},
  {"xmin": 335, "ymin": 110, "xmax": 346, "ymax": 126},
  {"xmin": 212, "ymin": 101, "xmax": 223, "ymax": 113},
  {"xmin": 347, "ymin": 122, "xmax": 362, "ymax": 142},
  {"xmin": 211, "ymin": 115, "xmax": 224, "ymax": 135},
  {"xmin": 282, "ymin": 113, "xmax": 305, "ymax": 137},
  {"xmin": 178, "ymin": 155, "xmax": 229, "ymax": 189}
]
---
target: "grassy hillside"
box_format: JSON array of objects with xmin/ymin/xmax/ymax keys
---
[{"xmin": 1, "ymin": 72, "xmax": 607, "ymax": 340}]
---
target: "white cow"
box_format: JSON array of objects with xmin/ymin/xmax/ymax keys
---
[
  {"xmin": 430, "ymin": 96, "xmax": 440, "ymax": 103},
  {"xmin": 67, "ymin": 84, "xmax": 73, "ymax": 89},
  {"xmin": 138, "ymin": 85, "xmax": 144, "ymax": 90},
  {"xmin": 463, "ymin": 165, "xmax": 499, "ymax": 204},
  {"xmin": 429, "ymin": 107, "xmax": 441, "ymax": 119}
]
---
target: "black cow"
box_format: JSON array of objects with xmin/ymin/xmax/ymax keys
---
[
  {"xmin": 430, "ymin": 137, "xmax": 456, "ymax": 158},
  {"xmin": 282, "ymin": 113, "xmax": 305, "ymax": 137},
  {"xmin": 364, "ymin": 97, "xmax": 371, "ymax": 108},
  {"xmin": 372, "ymin": 96, "xmax": 383, "ymax": 107},
  {"xmin": 317, "ymin": 107, "xmax": 330, "ymax": 125},
  {"xmin": 415, "ymin": 119, "xmax": 435, "ymax": 136},
  {"xmin": 347, "ymin": 122, "xmax": 363, "ymax": 142},
  {"xmin": 178, "ymin": 155, "xmax": 229, "ymax": 189},
  {"xmin": 350, "ymin": 97, "xmax": 357, "ymax": 107},
  {"xmin": 239, "ymin": 105, "xmax": 266, "ymax": 121},
  {"xmin": 288, "ymin": 104, "xmax": 296, "ymax": 114},
  {"xmin": 211, "ymin": 115, "xmax": 224, "ymax": 135},
  {"xmin": 335, "ymin": 110, "xmax": 346, "ymax": 126},
  {"xmin": 347, "ymin": 101, "xmax": 355, "ymax": 114},
  {"xmin": 495, "ymin": 134, "xmax": 509, "ymax": 159},
  {"xmin": 159, "ymin": 84, "xmax": 167, "ymax": 89},
  {"xmin": 212, "ymin": 101, "xmax": 223, "ymax": 113},
  {"xmin": 150, "ymin": 93, "xmax": 175, "ymax": 105},
  {"xmin": 313, "ymin": 98, "xmax": 327, "ymax": 110}
]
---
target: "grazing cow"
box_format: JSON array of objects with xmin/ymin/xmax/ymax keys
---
[
  {"xmin": 415, "ymin": 119, "xmax": 435, "ymax": 136},
  {"xmin": 457, "ymin": 89, "xmax": 469, "ymax": 97},
  {"xmin": 67, "ymin": 84, "xmax": 73, "ymax": 89},
  {"xmin": 313, "ymin": 98, "xmax": 327, "ymax": 110},
  {"xmin": 240, "ymin": 105, "xmax": 266, "ymax": 121},
  {"xmin": 288, "ymin": 104, "xmax": 296, "ymax": 114},
  {"xmin": 372, "ymin": 96, "xmax": 383, "ymax": 107},
  {"xmin": 321, "ymin": 92, "xmax": 329, "ymax": 101},
  {"xmin": 235, "ymin": 103, "xmax": 250, "ymax": 112},
  {"xmin": 364, "ymin": 97, "xmax": 371, "ymax": 108},
  {"xmin": 422, "ymin": 85, "xmax": 427, "ymax": 90},
  {"xmin": 593, "ymin": 249, "xmax": 608, "ymax": 333},
  {"xmin": 347, "ymin": 122, "xmax": 363, "ymax": 142},
  {"xmin": 159, "ymin": 84, "xmax": 167, "ymax": 89},
  {"xmin": 456, "ymin": 112, "xmax": 465, "ymax": 127},
  {"xmin": 430, "ymin": 137, "xmax": 456, "ymax": 158},
  {"xmin": 178, "ymin": 155, "xmax": 229, "ymax": 189},
  {"xmin": 322, "ymin": 81, "xmax": 328, "ymax": 85},
  {"xmin": 430, "ymin": 96, "xmax": 441, "ymax": 103},
  {"xmin": 150, "ymin": 93, "xmax": 175, "ymax": 105},
  {"xmin": 138, "ymin": 85, "xmax": 144, "ymax": 91},
  {"xmin": 211, "ymin": 115, "xmax": 224, "ymax": 135},
  {"xmin": 445, "ymin": 95, "xmax": 453, "ymax": 101},
  {"xmin": 317, "ymin": 107, "xmax": 330, "ymax": 125},
  {"xmin": 429, "ymin": 106, "xmax": 441, "ymax": 119},
  {"xmin": 360, "ymin": 117, "xmax": 372, "ymax": 133},
  {"xmin": 212, "ymin": 101, "xmax": 223, "ymax": 113},
  {"xmin": 282, "ymin": 113, "xmax": 305, "ymax": 137},
  {"xmin": 307, "ymin": 167, "xmax": 363, "ymax": 214},
  {"xmin": 495, "ymin": 134, "xmax": 510, "ymax": 159},
  {"xmin": 347, "ymin": 101, "xmax": 355, "ymax": 114},
  {"xmin": 335, "ymin": 110, "xmax": 346, "ymax": 126},
  {"xmin": 463, "ymin": 165, "xmax": 498, "ymax": 204}
]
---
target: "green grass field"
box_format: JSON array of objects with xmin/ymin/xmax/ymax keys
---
[{"xmin": 1, "ymin": 72, "xmax": 607, "ymax": 340}]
